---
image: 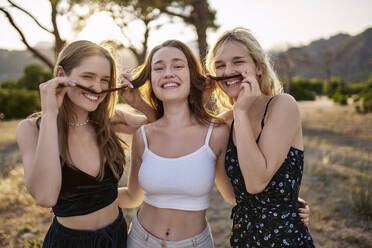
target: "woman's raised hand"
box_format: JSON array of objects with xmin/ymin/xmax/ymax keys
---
[
  {"xmin": 234, "ymin": 71, "xmax": 262, "ymax": 111},
  {"xmin": 39, "ymin": 77, "xmax": 76, "ymax": 116},
  {"xmin": 118, "ymin": 72, "xmax": 142, "ymax": 108}
]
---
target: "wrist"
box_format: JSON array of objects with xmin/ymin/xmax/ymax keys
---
[{"xmin": 41, "ymin": 111, "xmax": 58, "ymax": 120}]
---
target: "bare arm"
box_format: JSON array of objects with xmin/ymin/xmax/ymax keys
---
[
  {"xmin": 117, "ymin": 128, "xmax": 145, "ymax": 208},
  {"xmin": 16, "ymin": 77, "xmax": 75, "ymax": 207},
  {"xmin": 234, "ymin": 94, "xmax": 302, "ymax": 194},
  {"xmin": 211, "ymin": 124, "xmax": 236, "ymax": 205}
]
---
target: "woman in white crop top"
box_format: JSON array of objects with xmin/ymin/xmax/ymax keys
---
[{"xmin": 117, "ymin": 40, "xmax": 235, "ymax": 248}]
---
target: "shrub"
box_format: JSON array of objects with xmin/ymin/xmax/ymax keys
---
[
  {"xmin": 285, "ymin": 77, "xmax": 315, "ymax": 100},
  {"xmin": 354, "ymin": 82, "xmax": 372, "ymax": 113},
  {"xmin": 0, "ymin": 89, "xmax": 40, "ymax": 119}
]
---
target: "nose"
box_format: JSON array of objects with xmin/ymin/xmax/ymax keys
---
[
  {"xmin": 164, "ymin": 65, "xmax": 175, "ymax": 78},
  {"xmin": 91, "ymin": 79, "xmax": 103, "ymax": 93},
  {"xmin": 224, "ymin": 62, "xmax": 236, "ymax": 76}
]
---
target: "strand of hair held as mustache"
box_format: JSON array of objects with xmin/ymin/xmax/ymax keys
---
[{"xmin": 71, "ymin": 73, "xmax": 243, "ymax": 95}]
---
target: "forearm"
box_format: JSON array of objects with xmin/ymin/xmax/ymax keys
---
[
  {"xmin": 28, "ymin": 113, "xmax": 61, "ymax": 206},
  {"xmin": 233, "ymin": 109, "xmax": 269, "ymax": 193},
  {"xmin": 133, "ymin": 97, "xmax": 156, "ymax": 123}
]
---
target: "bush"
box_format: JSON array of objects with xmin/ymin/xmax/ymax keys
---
[
  {"xmin": 285, "ymin": 77, "xmax": 315, "ymax": 100},
  {"xmin": 0, "ymin": 79, "xmax": 20, "ymax": 89},
  {"xmin": 0, "ymin": 89, "xmax": 40, "ymax": 119},
  {"xmin": 354, "ymin": 82, "xmax": 372, "ymax": 113}
]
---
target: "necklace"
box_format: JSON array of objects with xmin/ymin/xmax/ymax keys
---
[{"xmin": 69, "ymin": 119, "xmax": 89, "ymax": 127}]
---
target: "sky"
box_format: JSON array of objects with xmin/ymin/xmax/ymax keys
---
[{"xmin": 0, "ymin": 0, "xmax": 371, "ymax": 52}]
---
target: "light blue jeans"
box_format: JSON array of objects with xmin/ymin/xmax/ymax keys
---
[{"xmin": 127, "ymin": 213, "xmax": 214, "ymax": 248}]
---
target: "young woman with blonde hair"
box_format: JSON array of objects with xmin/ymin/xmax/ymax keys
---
[{"xmin": 206, "ymin": 27, "xmax": 314, "ymax": 247}]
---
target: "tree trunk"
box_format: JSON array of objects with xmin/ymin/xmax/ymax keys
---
[{"xmin": 191, "ymin": 0, "xmax": 208, "ymax": 66}]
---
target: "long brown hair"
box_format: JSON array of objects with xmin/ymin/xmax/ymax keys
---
[
  {"xmin": 133, "ymin": 40, "xmax": 218, "ymax": 126},
  {"xmin": 206, "ymin": 27, "xmax": 283, "ymax": 110},
  {"xmin": 54, "ymin": 40, "xmax": 125, "ymax": 180}
]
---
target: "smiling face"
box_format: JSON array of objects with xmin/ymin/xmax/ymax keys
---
[
  {"xmin": 214, "ymin": 40, "xmax": 261, "ymax": 99},
  {"xmin": 65, "ymin": 55, "xmax": 111, "ymax": 112},
  {"xmin": 150, "ymin": 47, "xmax": 191, "ymax": 103}
]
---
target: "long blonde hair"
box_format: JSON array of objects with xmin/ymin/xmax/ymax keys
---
[
  {"xmin": 54, "ymin": 40, "xmax": 125, "ymax": 180},
  {"xmin": 206, "ymin": 27, "xmax": 283, "ymax": 110}
]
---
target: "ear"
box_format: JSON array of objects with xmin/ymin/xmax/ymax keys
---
[{"xmin": 56, "ymin": 66, "xmax": 65, "ymax": 77}]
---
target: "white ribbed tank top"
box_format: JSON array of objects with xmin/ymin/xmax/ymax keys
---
[{"xmin": 138, "ymin": 122, "xmax": 216, "ymax": 211}]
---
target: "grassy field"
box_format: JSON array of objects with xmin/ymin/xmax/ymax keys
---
[{"xmin": 0, "ymin": 97, "xmax": 371, "ymax": 247}]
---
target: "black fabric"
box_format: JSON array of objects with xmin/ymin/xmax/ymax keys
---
[
  {"xmin": 256, "ymin": 96, "xmax": 274, "ymax": 143},
  {"xmin": 225, "ymin": 103, "xmax": 314, "ymax": 247},
  {"xmin": 43, "ymin": 209, "xmax": 127, "ymax": 248},
  {"xmin": 52, "ymin": 161, "xmax": 121, "ymax": 217}
]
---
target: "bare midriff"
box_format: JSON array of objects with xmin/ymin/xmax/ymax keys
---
[
  {"xmin": 137, "ymin": 202, "xmax": 207, "ymax": 241},
  {"xmin": 56, "ymin": 201, "xmax": 119, "ymax": 230}
]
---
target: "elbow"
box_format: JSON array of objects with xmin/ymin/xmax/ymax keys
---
[
  {"xmin": 33, "ymin": 193, "xmax": 57, "ymax": 207},
  {"xmin": 27, "ymin": 184, "xmax": 58, "ymax": 208}
]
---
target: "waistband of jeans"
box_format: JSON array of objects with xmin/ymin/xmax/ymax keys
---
[{"xmin": 130, "ymin": 213, "xmax": 211, "ymax": 247}]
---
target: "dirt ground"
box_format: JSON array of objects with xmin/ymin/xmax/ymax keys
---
[{"xmin": 0, "ymin": 97, "xmax": 371, "ymax": 248}]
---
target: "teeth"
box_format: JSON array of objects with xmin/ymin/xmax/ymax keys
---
[
  {"xmin": 162, "ymin": 83, "xmax": 179, "ymax": 88},
  {"xmin": 226, "ymin": 80, "xmax": 239, "ymax": 86},
  {"xmin": 83, "ymin": 93, "xmax": 98, "ymax": 101}
]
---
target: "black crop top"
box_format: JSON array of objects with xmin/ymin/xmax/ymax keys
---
[{"xmin": 52, "ymin": 161, "xmax": 122, "ymax": 217}]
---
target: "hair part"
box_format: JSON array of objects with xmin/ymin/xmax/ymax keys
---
[{"xmin": 206, "ymin": 27, "xmax": 283, "ymax": 110}]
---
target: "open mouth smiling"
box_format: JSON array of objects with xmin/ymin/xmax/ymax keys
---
[{"xmin": 161, "ymin": 82, "xmax": 180, "ymax": 89}]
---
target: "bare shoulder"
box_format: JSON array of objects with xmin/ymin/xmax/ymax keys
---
[
  {"xmin": 16, "ymin": 118, "xmax": 38, "ymax": 139},
  {"xmin": 212, "ymin": 122, "xmax": 229, "ymax": 141},
  {"xmin": 270, "ymin": 94, "xmax": 299, "ymax": 114}
]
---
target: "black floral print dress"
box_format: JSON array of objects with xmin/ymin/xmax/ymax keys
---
[{"xmin": 225, "ymin": 98, "xmax": 314, "ymax": 248}]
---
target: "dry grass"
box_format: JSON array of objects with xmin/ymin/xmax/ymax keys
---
[{"xmin": 0, "ymin": 97, "xmax": 371, "ymax": 247}]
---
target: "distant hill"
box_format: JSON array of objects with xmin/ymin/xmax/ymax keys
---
[
  {"xmin": 0, "ymin": 43, "xmax": 138, "ymax": 82},
  {"xmin": 0, "ymin": 48, "xmax": 54, "ymax": 81},
  {"xmin": 271, "ymin": 27, "xmax": 372, "ymax": 82}
]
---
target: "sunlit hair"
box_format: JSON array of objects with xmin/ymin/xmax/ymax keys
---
[
  {"xmin": 52, "ymin": 40, "xmax": 125, "ymax": 180},
  {"xmin": 206, "ymin": 27, "xmax": 283, "ymax": 110},
  {"xmin": 133, "ymin": 40, "xmax": 219, "ymax": 126}
]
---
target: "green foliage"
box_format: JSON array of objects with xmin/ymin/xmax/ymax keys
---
[
  {"xmin": 17, "ymin": 64, "xmax": 52, "ymax": 90},
  {"xmin": 354, "ymin": 81, "xmax": 372, "ymax": 113},
  {"xmin": 285, "ymin": 76, "xmax": 315, "ymax": 100},
  {"xmin": 0, "ymin": 79, "xmax": 19, "ymax": 89},
  {"xmin": 347, "ymin": 82, "xmax": 370, "ymax": 95},
  {"xmin": 0, "ymin": 89, "xmax": 41, "ymax": 119}
]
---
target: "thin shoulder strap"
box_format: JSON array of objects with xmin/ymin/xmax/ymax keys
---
[
  {"xmin": 261, "ymin": 97, "xmax": 275, "ymax": 129},
  {"xmin": 204, "ymin": 120, "xmax": 214, "ymax": 145},
  {"xmin": 140, "ymin": 125, "xmax": 148, "ymax": 149},
  {"xmin": 256, "ymin": 97, "xmax": 275, "ymax": 143}
]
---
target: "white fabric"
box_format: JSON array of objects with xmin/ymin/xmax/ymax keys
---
[{"xmin": 138, "ymin": 122, "xmax": 216, "ymax": 211}]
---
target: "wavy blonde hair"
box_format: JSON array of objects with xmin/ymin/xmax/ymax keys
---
[
  {"xmin": 206, "ymin": 27, "xmax": 283, "ymax": 110},
  {"xmin": 53, "ymin": 40, "xmax": 126, "ymax": 180}
]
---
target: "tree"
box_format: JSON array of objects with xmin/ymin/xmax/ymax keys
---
[
  {"xmin": 81, "ymin": 0, "xmax": 218, "ymax": 65},
  {"xmin": 0, "ymin": 0, "xmax": 91, "ymax": 69},
  {"xmin": 159, "ymin": 0, "xmax": 219, "ymax": 63}
]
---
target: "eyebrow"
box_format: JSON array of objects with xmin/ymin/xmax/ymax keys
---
[
  {"xmin": 82, "ymin": 71, "xmax": 111, "ymax": 79},
  {"xmin": 153, "ymin": 58, "xmax": 186, "ymax": 65},
  {"xmin": 214, "ymin": 56, "xmax": 246, "ymax": 64}
]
